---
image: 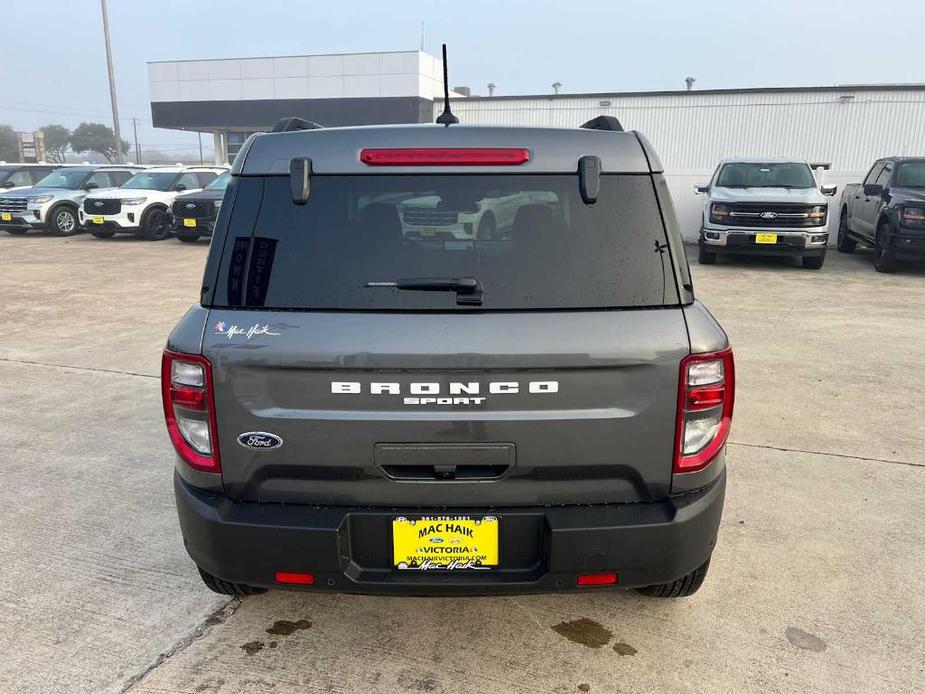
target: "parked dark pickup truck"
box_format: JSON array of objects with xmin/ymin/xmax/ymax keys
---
[{"xmin": 838, "ymin": 157, "xmax": 925, "ymax": 272}]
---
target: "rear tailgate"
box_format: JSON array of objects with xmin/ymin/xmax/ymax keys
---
[{"xmin": 205, "ymin": 308, "xmax": 688, "ymax": 506}]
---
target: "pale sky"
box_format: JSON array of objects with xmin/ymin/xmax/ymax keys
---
[{"xmin": 2, "ymin": 0, "xmax": 923, "ymax": 156}]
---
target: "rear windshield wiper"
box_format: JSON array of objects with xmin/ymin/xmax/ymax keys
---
[{"xmin": 365, "ymin": 276, "xmax": 484, "ymax": 306}]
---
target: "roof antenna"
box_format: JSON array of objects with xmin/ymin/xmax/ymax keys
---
[{"xmin": 435, "ymin": 44, "xmax": 459, "ymax": 126}]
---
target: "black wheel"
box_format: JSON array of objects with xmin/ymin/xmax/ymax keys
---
[
  {"xmin": 476, "ymin": 213, "xmax": 497, "ymax": 240},
  {"xmin": 197, "ymin": 567, "xmax": 267, "ymax": 596},
  {"xmin": 836, "ymin": 211, "xmax": 856, "ymax": 253},
  {"xmin": 175, "ymin": 228, "xmax": 201, "ymax": 243},
  {"xmin": 140, "ymin": 207, "xmax": 171, "ymax": 241},
  {"xmin": 802, "ymin": 253, "xmax": 825, "ymax": 270},
  {"xmin": 874, "ymin": 223, "xmax": 896, "ymax": 273},
  {"xmin": 637, "ymin": 558, "xmax": 710, "ymax": 598},
  {"xmin": 89, "ymin": 227, "xmax": 115, "ymax": 239},
  {"xmin": 698, "ymin": 246, "xmax": 717, "ymax": 265},
  {"xmin": 3, "ymin": 227, "xmax": 28, "ymax": 235},
  {"xmin": 49, "ymin": 205, "xmax": 80, "ymax": 236}
]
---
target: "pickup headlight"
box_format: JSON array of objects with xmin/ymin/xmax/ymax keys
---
[
  {"xmin": 901, "ymin": 206, "xmax": 925, "ymax": 227},
  {"xmin": 709, "ymin": 203, "xmax": 732, "ymax": 224},
  {"xmin": 121, "ymin": 197, "xmax": 147, "ymax": 206},
  {"xmin": 28, "ymin": 194, "xmax": 54, "ymax": 204},
  {"xmin": 806, "ymin": 205, "xmax": 827, "ymax": 226}
]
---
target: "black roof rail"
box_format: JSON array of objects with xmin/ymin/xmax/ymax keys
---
[
  {"xmin": 580, "ymin": 115, "xmax": 624, "ymax": 132},
  {"xmin": 271, "ymin": 117, "xmax": 323, "ymax": 133}
]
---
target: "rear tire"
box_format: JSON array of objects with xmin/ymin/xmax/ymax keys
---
[
  {"xmin": 802, "ymin": 253, "xmax": 825, "ymax": 270},
  {"xmin": 140, "ymin": 207, "xmax": 171, "ymax": 241},
  {"xmin": 836, "ymin": 212, "xmax": 856, "ymax": 253},
  {"xmin": 874, "ymin": 223, "xmax": 896, "ymax": 273},
  {"xmin": 197, "ymin": 567, "xmax": 267, "ymax": 596},
  {"xmin": 175, "ymin": 228, "xmax": 201, "ymax": 243},
  {"xmin": 637, "ymin": 558, "xmax": 711, "ymax": 598},
  {"xmin": 49, "ymin": 205, "xmax": 80, "ymax": 236},
  {"xmin": 698, "ymin": 246, "xmax": 717, "ymax": 265},
  {"xmin": 89, "ymin": 228, "xmax": 115, "ymax": 239}
]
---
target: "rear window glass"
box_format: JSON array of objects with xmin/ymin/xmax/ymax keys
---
[{"xmin": 212, "ymin": 174, "xmax": 677, "ymax": 310}]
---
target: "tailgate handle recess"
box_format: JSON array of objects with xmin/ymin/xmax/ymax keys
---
[{"xmin": 375, "ymin": 443, "xmax": 515, "ymax": 482}]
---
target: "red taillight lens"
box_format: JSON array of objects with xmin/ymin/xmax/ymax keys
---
[
  {"xmin": 275, "ymin": 571, "xmax": 315, "ymax": 585},
  {"xmin": 577, "ymin": 572, "xmax": 618, "ymax": 586},
  {"xmin": 674, "ymin": 348, "xmax": 735, "ymax": 474},
  {"xmin": 161, "ymin": 350, "xmax": 220, "ymax": 473},
  {"xmin": 360, "ymin": 148, "xmax": 531, "ymax": 166}
]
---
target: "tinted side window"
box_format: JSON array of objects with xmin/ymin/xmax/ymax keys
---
[
  {"xmin": 8, "ymin": 171, "xmax": 33, "ymax": 186},
  {"xmin": 176, "ymin": 173, "xmax": 200, "ymax": 190},
  {"xmin": 85, "ymin": 172, "xmax": 113, "ymax": 188},
  {"xmin": 863, "ymin": 163, "xmax": 884, "ymax": 185},
  {"xmin": 874, "ymin": 164, "xmax": 892, "ymax": 187},
  {"xmin": 110, "ymin": 171, "xmax": 134, "ymax": 186}
]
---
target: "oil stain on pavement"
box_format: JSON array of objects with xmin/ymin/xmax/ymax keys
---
[
  {"xmin": 785, "ymin": 626, "xmax": 827, "ymax": 652},
  {"xmin": 266, "ymin": 618, "xmax": 312, "ymax": 636},
  {"xmin": 551, "ymin": 618, "xmax": 613, "ymax": 649}
]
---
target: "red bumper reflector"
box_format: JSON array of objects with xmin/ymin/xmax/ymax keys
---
[
  {"xmin": 275, "ymin": 571, "xmax": 315, "ymax": 585},
  {"xmin": 577, "ymin": 572, "xmax": 618, "ymax": 586},
  {"xmin": 360, "ymin": 147, "xmax": 531, "ymax": 166}
]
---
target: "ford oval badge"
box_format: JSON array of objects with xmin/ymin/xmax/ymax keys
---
[{"xmin": 237, "ymin": 432, "xmax": 283, "ymax": 450}]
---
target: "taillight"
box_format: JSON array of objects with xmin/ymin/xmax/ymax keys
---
[
  {"xmin": 161, "ymin": 350, "xmax": 220, "ymax": 473},
  {"xmin": 360, "ymin": 148, "xmax": 531, "ymax": 166},
  {"xmin": 674, "ymin": 348, "xmax": 735, "ymax": 474}
]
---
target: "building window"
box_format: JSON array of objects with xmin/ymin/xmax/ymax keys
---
[{"xmin": 224, "ymin": 130, "xmax": 263, "ymax": 165}]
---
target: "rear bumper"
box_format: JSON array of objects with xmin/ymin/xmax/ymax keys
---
[
  {"xmin": 174, "ymin": 468, "xmax": 725, "ymax": 595},
  {"xmin": 168, "ymin": 213, "xmax": 215, "ymax": 236}
]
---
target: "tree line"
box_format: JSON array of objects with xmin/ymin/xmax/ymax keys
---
[{"xmin": 0, "ymin": 122, "xmax": 130, "ymax": 164}]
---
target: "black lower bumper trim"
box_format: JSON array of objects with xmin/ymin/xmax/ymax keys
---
[{"xmin": 174, "ymin": 468, "xmax": 725, "ymax": 595}]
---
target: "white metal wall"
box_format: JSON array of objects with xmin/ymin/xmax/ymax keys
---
[{"xmin": 439, "ymin": 87, "xmax": 925, "ymax": 239}]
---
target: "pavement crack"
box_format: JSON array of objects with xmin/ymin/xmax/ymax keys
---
[
  {"xmin": 728, "ymin": 441, "xmax": 922, "ymax": 469},
  {"xmin": 119, "ymin": 598, "xmax": 241, "ymax": 692},
  {"xmin": 0, "ymin": 356, "xmax": 157, "ymax": 380}
]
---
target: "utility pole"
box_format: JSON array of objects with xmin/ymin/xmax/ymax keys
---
[
  {"xmin": 100, "ymin": 0, "xmax": 123, "ymax": 164},
  {"xmin": 131, "ymin": 117, "xmax": 141, "ymax": 164},
  {"xmin": 198, "ymin": 132, "xmax": 204, "ymax": 165}
]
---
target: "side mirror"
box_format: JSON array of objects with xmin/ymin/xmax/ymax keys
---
[
  {"xmin": 1, "ymin": 180, "xmax": 15, "ymax": 188},
  {"xmin": 85, "ymin": 182, "xmax": 99, "ymax": 190},
  {"xmin": 863, "ymin": 183, "xmax": 883, "ymax": 197},
  {"xmin": 695, "ymin": 183, "xmax": 710, "ymax": 194},
  {"xmin": 174, "ymin": 183, "xmax": 187, "ymax": 192},
  {"xmin": 820, "ymin": 184, "xmax": 837, "ymax": 196}
]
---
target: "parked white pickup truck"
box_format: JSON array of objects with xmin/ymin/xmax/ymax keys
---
[{"xmin": 696, "ymin": 158, "xmax": 837, "ymax": 269}]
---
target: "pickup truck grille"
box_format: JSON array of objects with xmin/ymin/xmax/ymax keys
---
[
  {"xmin": 172, "ymin": 199, "xmax": 215, "ymax": 220},
  {"xmin": 402, "ymin": 207, "xmax": 459, "ymax": 226},
  {"xmin": 0, "ymin": 197, "xmax": 28, "ymax": 213},
  {"xmin": 83, "ymin": 198, "xmax": 121, "ymax": 215},
  {"xmin": 726, "ymin": 203, "xmax": 824, "ymax": 228}
]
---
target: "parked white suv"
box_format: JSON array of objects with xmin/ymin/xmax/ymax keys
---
[
  {"xmin": 80, "ymin": 166, "xmax": 227, "ymax": 240},
  {"xmin": 696, "ymin": 158, "xmax": 837, "ymax": 269},
  {"xmin": 0, "ymin": 165, "xmax": 143, "ymax": 236}
]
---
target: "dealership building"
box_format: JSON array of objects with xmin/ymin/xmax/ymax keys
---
[{"xmin": 148, "ymin": 49, "xmax": 925, "ymax": 237}]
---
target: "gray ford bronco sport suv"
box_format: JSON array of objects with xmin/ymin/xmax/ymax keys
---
[{"xmin": 164, "ymin": 115, "xmax": 734, "ymax": 598}]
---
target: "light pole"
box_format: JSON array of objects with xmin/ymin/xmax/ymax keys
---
[{"xmin": 100, "ymin": 0, "xmax": 123, "ymax": 164}]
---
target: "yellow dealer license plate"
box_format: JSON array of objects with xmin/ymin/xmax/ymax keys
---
[
  {"xmin": 393, "ymin": 515, "xmax": 499, "ymax": 571},
  {"xmin": 183, "ymin": 218, "xmax": 197, "ymax": 227},
  {"xmin": 1, "ymin": 212, "xmax": 11, "ymax": 221},
  {"xmin": 755, "ymin": 233, "xmax": 778, "ymax": 244},
  {"xmin": 92, "ymin": 216, "xmax": 104, "ymax": 224}
]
